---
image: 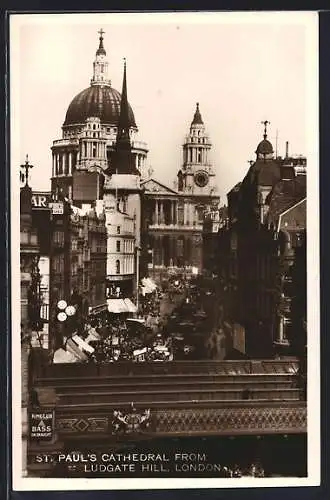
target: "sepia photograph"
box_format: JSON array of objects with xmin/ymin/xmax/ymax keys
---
[{"xmin": 10, "ymin": 11, "xmax": 319, "ymax": 490}]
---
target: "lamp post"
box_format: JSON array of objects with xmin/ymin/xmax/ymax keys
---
[
  {"xmin": 135, "ymin": 246, "xmax": 141, "ymax": 314},
  {"xmin": 56, "ymin": 300, "xmax": 77, "ymax": 344}
]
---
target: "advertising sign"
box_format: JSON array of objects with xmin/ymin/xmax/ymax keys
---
[{"xmin": 29, "ymin": 410, "xmax": 54, "ymax": 441}]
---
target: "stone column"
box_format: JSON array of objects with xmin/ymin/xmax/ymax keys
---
[
  {"xmin": 160, "ymin": 201, "xmax": 164, "ymax": 225},
  {"xmin": 155, "ymin": 200, "xmax": 159, "ymax": 225},
  {"xmin": 63, "ymin": 153, "xmax": 67, "ymax": 175},
  {"xmin": 184, "ymin": 203, "xmax": 188, "ymax": 226},
  {"xmin": 68, "ymin": 152, "xmax": 72, "ymax": 175}
]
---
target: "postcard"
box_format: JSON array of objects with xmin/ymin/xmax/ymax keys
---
[{"xmin": 11, "ymin": 11, "xmax": 320, "ymax": 490}]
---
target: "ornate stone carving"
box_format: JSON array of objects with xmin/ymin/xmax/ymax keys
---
[
  {"xmin": 56, "ymin": 406, "xmax": 306, "ymax": 436},
  {"xmin": 111, "ymin": 403, "xmax": 151, "ymax": 434}
]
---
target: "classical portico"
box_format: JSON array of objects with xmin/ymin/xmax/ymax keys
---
[{"xmin": 141, "ymin": 103, "xmax": 220, "ymax": 276}]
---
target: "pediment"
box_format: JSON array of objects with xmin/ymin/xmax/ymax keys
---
[{"xmin": 142, "ymin": 177, "xmax": 178, "ymax": 195}]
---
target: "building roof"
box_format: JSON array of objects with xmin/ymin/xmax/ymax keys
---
[
  {"xmin": 266, "ymin": 175, "xmax": 306, "ymax": 226},
  {"xmin": 63, "ymin": 85, "xmax": 137, "ymax": 128},
  {"xmin": 141, "ymin": 177, "xmax": 179, "ymax": 195},
  {"xmin": 96, "ymin": 32, "xmax": 106, "ymax": 56},
  {"xmin": 191, "ymin": 102, "xmax": 204, "ymax": 125},
  {"xmin": 243, "ymin": 158, "xmax": 281, "ymax": 188},
  {"xmin": 255, "ymin": 138, "xmax": 274, "ymax": 155}
]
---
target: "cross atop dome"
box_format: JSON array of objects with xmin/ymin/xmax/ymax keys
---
[{"xmin": 96, "ymin": 28, "xmax": 106, "ymax": 56}]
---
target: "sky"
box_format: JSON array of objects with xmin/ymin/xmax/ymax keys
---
[{"xmin": 11, "ymin": 12, "xmax": 317, "ymax": 203}]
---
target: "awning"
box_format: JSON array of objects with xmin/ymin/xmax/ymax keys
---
[
  {"xmin": 53, "ymin": 348, "xmax": 78, "ymax": 364},
  {"xmin": 65, "ymin": 339, "xmax": 88, "ymax": 361},
  {"xmin": 72, "ymin": 334, "xmax": 95, "ymax": 354},
  {"xmin": 85, "ymin": 330, "xmax": 101, "ymax": 343},
  {"xmin": 124, "ymin": 298, "xmax": 138, "ymax": 313},
  {"xmin": 107, "ymin": 298, "xmax": 128, "ymax": 314},
  {"xmin": 142, "ymin": 277, "xmax": 157, "ymax": 293},
  {"xmin": 107, "ymin": 298, "xmax": 137, "ymax": 314}
]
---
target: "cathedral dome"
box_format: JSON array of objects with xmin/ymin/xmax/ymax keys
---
[{"xmin": 63, "ymin": 85, "xmax": 137, "ymax": 128}]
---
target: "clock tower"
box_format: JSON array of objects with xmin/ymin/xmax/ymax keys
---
[{"xmin": 178, "ymin": 102, "xmax": 217, "ymax": 196}]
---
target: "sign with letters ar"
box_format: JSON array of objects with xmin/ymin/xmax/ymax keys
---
[{"xmin": 29, "ymin": 410, "xmax": 54, "ymax": 441}]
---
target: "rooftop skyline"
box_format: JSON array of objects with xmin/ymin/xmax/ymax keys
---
[{"xmin": 11, "ymin": 12, "xmax": 317, "ymax": 202}]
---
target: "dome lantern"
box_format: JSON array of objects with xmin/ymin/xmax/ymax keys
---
[{"xmin": 91, "ymin": 29, "xmax": 111, "ymax": 87}]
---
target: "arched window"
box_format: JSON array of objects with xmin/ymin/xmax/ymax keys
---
[{"xmin": 115, "ymin": 260, "xmax": 120, "ymax": 274}]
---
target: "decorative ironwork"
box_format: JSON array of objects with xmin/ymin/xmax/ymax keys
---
[
  {"xmin": 154, "ymin": 406, "xmax": 307, "ymax": 434},
  {"xmin": 56, "ymin": 405, "xmax": 306, "ymax": 436},
  {"xmin": 111, "ymin": 403, "xmax": 151, "ymax": 434},
  {"xmin": 57, "ymin": 417, "xmax": 108, "ymax": 433}
]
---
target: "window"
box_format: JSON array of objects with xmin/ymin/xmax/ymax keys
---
[
  {"xmin": 92, "ymin": 142, "xmax": 97, "ymax": 158},
  {"xmin": 53, "ymin": 230, "xmax": 64, "ymax": 246},
  {"xmin": 116, "ymin": 259, "xmax": 120, "ymax": 274},
  {"xmin": 116, "ymin": 240, "xmax": 121, "ymax": 252},
  {"xmin": 117, "ymin": 225, "xmax": 121, "ymax": 234}
]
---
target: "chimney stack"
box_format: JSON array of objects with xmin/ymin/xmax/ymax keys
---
[{"xmin": 285, "ymin": 141, "xmax": 289, "ymax": 158}]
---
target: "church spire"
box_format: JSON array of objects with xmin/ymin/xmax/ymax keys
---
[
  {"xmin": 191, "ymin": 102, "xmax": 204, "ymax": 126},
  {"xmin": 91, "ymin": 29, "xmax": 110, "ymax": 86},
  {"xmin": 118, "ymin": 58, "xmax": 130, "ymax": 138},
  {"xmin": 112, "ymin": 59, "xmax": 138, "ymax": 175}
]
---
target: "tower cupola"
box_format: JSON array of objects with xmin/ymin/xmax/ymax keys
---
[
  {"xmin": 91, "ymin": 29, "xmax": 111, "ymax": 87},
  {"xmin": 255, "ymin": 120, "xmax": 274, "ymax": 160}
]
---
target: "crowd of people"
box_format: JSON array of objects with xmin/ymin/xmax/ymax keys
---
[
  {"xmin": 56, "ymin": 274, "xmax": 212, "ymax": 364},
  {"xmin": 79, "ymin": 287, "xmax": 174, "ymax": 363}
]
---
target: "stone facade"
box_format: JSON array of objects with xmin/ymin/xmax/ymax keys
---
[
  {"xmin": 142, "ymin": 104, "xmax": 220, "ymax": 278},
  {"xmin": 215, "ymin": 127, "xmax": 307, "ymax": 358}
]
